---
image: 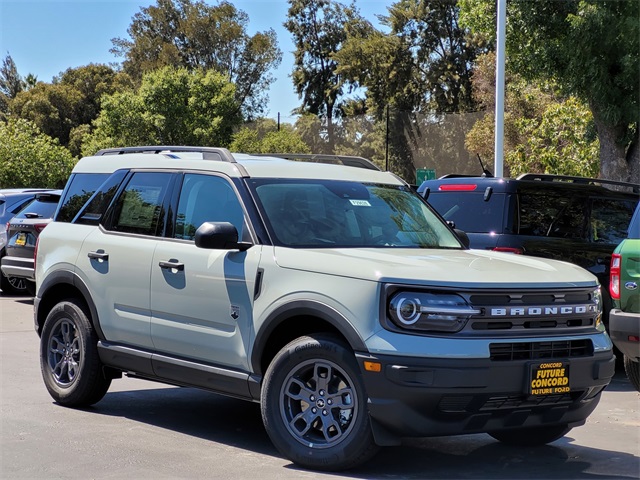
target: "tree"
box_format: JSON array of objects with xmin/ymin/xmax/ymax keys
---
[
  {"xmin": 285, "ymin": 0, "xmax": 367, "ymax": 151},
  {"xmin": 0, "ymin": 53, "xmax": 25, "ymax": 117},
  {"xmin": 111, "ymin": 0, "xmax": 282, "ymax": 119},
  {"xmin": 459, "ymin": 0, "xmax": 639, "ymax": 183},
  {"xmin": 81, "ymin": 66, "xmax": 241, "ymax": 155},
  {"xmin": 0, "ymin": 118, "xmax": 75, "ymax": 188},
  {"xmin": 230, "ymin": 118, "xmax": 310, "ymax": 154},
  {"xmin": 334, "ymin": 0, "xmax": 487, "ymax": 181},
  {"xmin": 465, "ymin": 52, "xmax": 599, "ymax": 178},
  {"xmin": 9, "ymin": 64, "xmax": 133, "ymax": 156}
]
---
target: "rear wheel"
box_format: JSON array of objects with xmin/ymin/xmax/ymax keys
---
[
  {"xmin": 623, "ymin": 355, "xmax": 640, "ymax": 392},
  {"xmin": 261, "ymin": 334, "xmax": 378, "ymax": 471},
  {"xmin": 489, "ymin": 424, "xmax": 571, "ymax": 446},
  {"xmin": 40, "ymin": 299, "xmax": 111, "ymax": 407},
  {"xmin": 0, "ymin": 273, "xmax": 30, "ymax": 295}
]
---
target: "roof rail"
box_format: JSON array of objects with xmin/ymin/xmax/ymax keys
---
[
  {"xmin": 517, "ymin": 173, "xmax": 639, "ymax": 193},
  {"xmin": 95, "ymin": 146, "xmax": 236, "ymax": 163},
  {"xmin": 254, "ymin": 153, "xmax": 381, "ymax": 171}
]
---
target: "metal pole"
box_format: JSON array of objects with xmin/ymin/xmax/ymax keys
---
[
  {"xmin": 494, "ymin": 0, "xmax": 506, "ymax": 178},
  {"xmin": 385, "ymin": 105, "xmax": 390, "ymax": 171},
  {"xmin": 277, "ymin": 112, "xmax": 280, "ymax": 131}
]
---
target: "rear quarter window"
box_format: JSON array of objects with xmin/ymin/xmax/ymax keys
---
[{"xmin": 56, "ymin": 173, "xmax": 110, "ymax": 222}]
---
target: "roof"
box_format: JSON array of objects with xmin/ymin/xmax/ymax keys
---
[
  {"xmin": 74, "ymin": 147, "xmax": 403, "ymax": 186},
  {"xmin": 418, "ymin": 173, "xmax": 639, "ymax": 197}
]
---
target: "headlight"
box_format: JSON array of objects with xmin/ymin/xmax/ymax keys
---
[
  {"xmin": 593, "ymin": 287, "xmax": 604, "ymax": 331},
  {"xmin": 388, "ymin": 291, "xmax": 480, "ymax": 333}
]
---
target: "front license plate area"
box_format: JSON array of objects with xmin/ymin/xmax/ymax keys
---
[{"xmin": 529, "ymin": 362, "xmax": 570, "ymax": 396}]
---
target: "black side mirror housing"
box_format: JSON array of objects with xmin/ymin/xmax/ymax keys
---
[
  {"xmin": 195, "ymin": 222, "xmax": 252, "ymax": 251},
  {"xmin": 454, "ymin": 228, "xmax": 470, "ymax": 249}
]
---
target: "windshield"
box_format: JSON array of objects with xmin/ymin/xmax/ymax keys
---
[{"xmin": 249, "ymin": 179, "xmax": 461, "ymax": 249}]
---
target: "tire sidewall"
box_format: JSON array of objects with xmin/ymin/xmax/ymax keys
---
[
  {"xmin": 261, "ymin": 334, "xmax": 376, "ymax": 471},
  {"xmin": 40, "ymin": 300, "xmax": 104, "ymax": 406}
]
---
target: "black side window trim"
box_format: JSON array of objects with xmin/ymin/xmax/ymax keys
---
[{"xmin": 101, "ymin": 171, "xmax": 180, "ymax": 238}]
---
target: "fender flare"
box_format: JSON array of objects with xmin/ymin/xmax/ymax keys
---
[
  {"xmin": 37, "ymin": 269, "xmax": 104, "ymax": 340},
  {"xmin": 250, "ymin": 300, "xmax": 368, "ymax": 374}
]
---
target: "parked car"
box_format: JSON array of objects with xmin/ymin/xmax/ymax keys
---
[
  {"xmin": 1, "ymin": 191, "xmax": 62, "ymax": 295},
  {"xmin": 0, "ymin": 188, "xmax": 55, "ymax": 294},
  {"xmin": 34, "ymin": 146, "xmax": 614, "ymax": 471},
  {"xmin": 609, "ymin": 203, "xmax": 640, "ymax": 391},
  {"xmin": 417, "ymin": 173, "xmax": 639, "ymax": 331}
]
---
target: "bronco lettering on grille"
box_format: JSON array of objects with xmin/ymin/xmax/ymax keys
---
[{"xmin": 489, "ymin": 305, "xmax": 596, "ymax": 316}]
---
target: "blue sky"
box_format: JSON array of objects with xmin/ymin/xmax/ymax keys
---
[{"xmin": 0, "ymin": 0, "xmax": 389, "ymax": 124}]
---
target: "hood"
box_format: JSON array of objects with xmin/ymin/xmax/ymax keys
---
[{"xmin": 272, "ymin": 247, "xmax": 597, "ymax": 288}]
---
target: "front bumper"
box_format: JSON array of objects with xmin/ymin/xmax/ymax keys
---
[
  {"xmin": 356, "ymin": 350, "xmax": 615, "ymax": 441},
  {"xmin": 0, "ymin": 255, "xmax": 35, "ymax": 281},
  {"xmin": 609, "ymin": 308, "xmax": 640, "ymax": 360}
]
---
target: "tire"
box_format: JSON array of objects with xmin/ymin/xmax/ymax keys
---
[
  {"xmin": 261, "ymin": 334, "xmax": 379, "ymax": 471},
  {"xmin": 40, "ymin": 299, "xmax": 111, "ymax": 407},
  {"xmin": 623, "ymin": 355, "xmax": 640, "ymax": 392},
  {"xmin": 489, "ymin": 424, "xmax": 571, "ymax": 446},
  {"xmin": 0, "ymin": 272, "xmax": 30, "ymax": 295}
]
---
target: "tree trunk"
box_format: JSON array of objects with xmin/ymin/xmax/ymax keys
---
[{"xmin": 592, "ymin": 109, "xmax": 639, "ymax": 184}]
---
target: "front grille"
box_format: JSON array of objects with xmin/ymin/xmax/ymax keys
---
[
  {"xmin": 462, "ymin": 287, "xmax": 600, "ymax": 334},
  {"xmin": 489, "ymin": 339, "xmax": 593, "ymax": 361}
]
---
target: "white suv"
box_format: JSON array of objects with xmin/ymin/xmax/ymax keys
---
[{"xmin": 35, "ymin": 146, "xmax": 615, "ymax": 471}]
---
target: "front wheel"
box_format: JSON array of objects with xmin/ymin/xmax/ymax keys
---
[
  {"xmin": 261, "ymin": 334, "xmax": 379, "ymax": 471},
  {"xmin": 40, "ymin": 299, "xmax": 111, "ymax": 407},
  {"xmin": 623, "ymin": 355, "xmax": 640, "ymax": 392},
  {"xmin": 489, "ymin": 424, "xmax": 571, "ymax": 446}
]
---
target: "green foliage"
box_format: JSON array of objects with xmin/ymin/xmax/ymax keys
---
[
  {"xmin": 0, "ymin": 118, "xmax": 75, "ymax": 188},
  {"xmin": 0, "ymin": 53, "xmax": 24, "ymax": 100},
  {"xmin": 285, "ymin": 0, "xmax": 368, "ymax": 150},
  {"xmin": 230, "ymin": 118, "xmax": 310, "ymax": 154},
  {"xmin": 111, "ymin": 0, "xmax": 282, "ymax": 119},
  {"xmin": 507, "ymin": 97, "xmax": 599, "ymax": 177},
  {"xmin": 9, "ymin": 64, "xmax": 132, "ymax": 156},
  {"xmin": 465, "ymin": 55, "xmax": 599, "ymax": 178},
  {"xmin": 82, "ymin": 66, "xmax": 241, "ymax": 155},
  {"xmin": 459, "ymin": 0, "xmax": 639, "ymax": 182}
]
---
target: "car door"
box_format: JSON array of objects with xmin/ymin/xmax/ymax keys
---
[
  {"xmin": 77, "ymin": 171, "xmax": 174, "ymax": 350},
  {"xmin": 150, "ymin": 173, "xmax": 260, "ymax": 370}
]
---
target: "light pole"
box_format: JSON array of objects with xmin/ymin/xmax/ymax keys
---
[{"xmin": 494, "ymin": 0, "xmax": 506, "ymax": 178}]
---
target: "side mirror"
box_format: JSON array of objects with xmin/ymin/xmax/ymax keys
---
[
  {"xmin": 454, "ymin": 228, "xmax": 470, "ymax": 249},
  {"xmin": 195, "ymin": 222, "xmax": 252, "ymax": 251}
]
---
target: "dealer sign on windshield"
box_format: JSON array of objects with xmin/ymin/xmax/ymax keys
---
[{"xmin": 530, "ymin": 362, "xmax": 570, "ymax": 396}]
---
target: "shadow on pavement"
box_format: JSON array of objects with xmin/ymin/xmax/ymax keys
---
[{"xmin": 72, "ymin": 384, "xmax": 638, "ymax": 479}]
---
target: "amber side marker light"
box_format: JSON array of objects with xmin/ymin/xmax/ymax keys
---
[{"xmin": 364, "ymin": 361, "xmax": 382, "ymax": 372}]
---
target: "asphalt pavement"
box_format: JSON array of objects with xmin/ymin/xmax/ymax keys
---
[{"xmin": 1, "ymin": 292, "xmax": 638, "ymax": 479}]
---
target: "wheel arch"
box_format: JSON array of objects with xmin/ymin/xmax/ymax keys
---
[
  {"xmin": 251, "ymin": 300, "xmax": 368, "ymax": 377},
  {"xmin": 36, "ymin": 270, "xmax": 103, "ymax": 339}
]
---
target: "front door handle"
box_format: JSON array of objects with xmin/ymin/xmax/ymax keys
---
[
  {"xmin": 88, "ymin": 250, "xmax": 109, "ymax": 261},
  {"xmin": 159, "ymin": 260, "xmax": 184, "ymax": 271}
]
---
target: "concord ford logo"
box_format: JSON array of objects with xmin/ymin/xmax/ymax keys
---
[{"xmin": 489, "ymin": 305, "xmax": 596, "ymax": 316}]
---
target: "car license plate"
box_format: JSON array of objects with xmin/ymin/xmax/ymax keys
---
[
  {"xmin": 15, "ymin": 233, "xmax": 26, "ymax": 246},
  {"xmin": 529, "ymin": 361, "xmax": 570, "ymax": 396}
]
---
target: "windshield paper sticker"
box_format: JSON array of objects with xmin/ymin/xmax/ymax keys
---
[{"xmin": 349, "ymin": 199, "xmax": 371, "ymax": 207}]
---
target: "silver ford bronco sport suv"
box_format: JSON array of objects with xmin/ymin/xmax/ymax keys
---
[{"xmin": 35, "ymin": 146, "xmax": 615, "ymax": 471}]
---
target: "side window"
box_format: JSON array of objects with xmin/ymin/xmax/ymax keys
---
[
  {"xmin": 590, "ymin": 198, "xmax": 636, "ymax": 244},
  {"xmin": 74, "ymin": 171, "xmax": 128, "ymax": 225},
  {"xmin": 175, "ymin": 174, "xmax": 245, "ymax": 241},
  {"xmin": 109, "ymin": 172, "xmax": 172, "ymax": 236},
  {"xmin": 56, "ymin": 173, "xmax": 110, "ymax": 222},
  {"xmin": 519, "ymin": 192, "xmax": 586, "ymax": 239}
]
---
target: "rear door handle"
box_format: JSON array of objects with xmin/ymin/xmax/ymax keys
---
[
  {"xmin": 88, "ymin": 250, "xmax": 109, "ymax": 261},
  {"xmin": 159, "ymin": 260, "xmax": 184, "ymax": 271}
]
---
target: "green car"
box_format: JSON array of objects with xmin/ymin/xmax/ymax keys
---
[{"xmin": 609, "ymin": 204, "xmax": 640, "ymax": 391}]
